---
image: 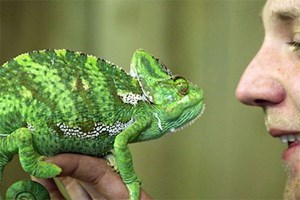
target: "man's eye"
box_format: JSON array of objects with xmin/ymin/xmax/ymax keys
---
[
  {"xmin": 288, "ymin": 41, "xmax": 300, "ymax": 52},
  {"xmin": 288, "ymin": 33, "xmax": 300, "ymax": 52}
]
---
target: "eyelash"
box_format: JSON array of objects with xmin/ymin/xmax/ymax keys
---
[{"xmin": 288, "ymin": 41, "xmax": 300, "ymax": 51}]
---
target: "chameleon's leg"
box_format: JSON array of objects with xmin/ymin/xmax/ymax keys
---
[
  {"xmin": 6, "ymin": 128, "xmax": 61, "ymax": 178},
  {"xmin": 114, "ymin": 116, "xmax": 151, "ymax": 200}
]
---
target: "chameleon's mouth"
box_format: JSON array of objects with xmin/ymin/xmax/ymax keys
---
[
  {"xmin": 192, "ymin": 102, "xmax": 206, "ymax": 123},
  {"xmin": 169, "ymin": 101, "xmax": 205, "ymax": 133}
]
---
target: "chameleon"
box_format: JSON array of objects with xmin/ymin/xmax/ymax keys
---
[{"xmin": 0, "ymin": 49, "xmax": 205, "ymax": 200}]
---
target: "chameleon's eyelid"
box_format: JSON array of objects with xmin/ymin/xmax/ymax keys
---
[
  {"xmin": 154, "ymin": 75, "xmax": 185, "ymax": 82},
  {"xmin": 172, "ymin": 75, "xmax": 186, "ymax": 80},
  {"xmin": 172, "ymin": 75, "xmax": 189, "ymax": 95}
]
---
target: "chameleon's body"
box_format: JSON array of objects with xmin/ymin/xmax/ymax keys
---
[{"xmin": 0, "ymin": 49, "xmax": 204, "ymax": 199}]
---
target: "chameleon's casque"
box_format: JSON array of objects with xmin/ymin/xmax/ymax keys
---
[{"xmin": 0, "ymin": 49, "xmax": 204, "ymax": 200}]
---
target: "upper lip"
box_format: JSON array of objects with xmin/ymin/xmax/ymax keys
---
[
  {"xmin": 269, "ymin": 128, "xmax": 300, "ymax": 144},
  {"xmin": 269, "ymin": 128, "xmax": 300, "ymax": 137}
]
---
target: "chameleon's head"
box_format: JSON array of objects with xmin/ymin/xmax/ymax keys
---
[{"xmin": 130, "ymin": 50, "xmax": 205, "ymax": 135}]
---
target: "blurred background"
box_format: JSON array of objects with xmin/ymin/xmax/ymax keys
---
[{"xmin": 0, "ymin": 0, "xmax": 286, "ymax": 199}]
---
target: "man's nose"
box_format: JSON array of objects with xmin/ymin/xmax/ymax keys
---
[{"xmin": 235, "ymin": 46, "xmax": 286, "ymax": 107}]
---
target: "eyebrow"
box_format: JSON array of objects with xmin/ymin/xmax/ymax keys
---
[
  {"xmin": 258, "ymin": 9, "xmax": 298, "ymax": 27},
  {"xmin": 271, "ymin": 4, "xmax": 300, "ymax": 23},
  {"xmin": 259, "ymin": 3, "xmax": 300, "ymax": 24},
  {"xmin": 273, "ymin": 10, "xmax": 299, "ymax": 21}
]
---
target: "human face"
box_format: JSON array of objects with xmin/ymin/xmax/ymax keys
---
[{"xmin": 236, "ymin": 0, "xmax": 300, "ymax": 197}]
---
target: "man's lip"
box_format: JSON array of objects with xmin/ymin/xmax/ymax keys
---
[
  {"xmin": 282, "ymin": 142, "xmax": 300, "ymax": 161},
  {"xmin": 268, "ymin": 128, "xmax": 300, "ymax": 137},
  {"xmin": 268, "ymin": 128, "xmax": 300, "ymax": 161}
]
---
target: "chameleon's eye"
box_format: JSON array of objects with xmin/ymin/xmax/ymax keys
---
[{"xmin": 173, "ymin": 76, "xmax": 189, "ymax": 95}]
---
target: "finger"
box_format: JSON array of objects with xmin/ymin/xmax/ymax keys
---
[
  {"xmin": 73, "ymin": 160, "xmax": 152, "ymax": 200},
  {"xmin": 31, "ymin": 176, "xmax": 66, "ymax": 200},
  {"xmin": 46, "ymin": 154, "xmax": 152, "ymax": 199},
  {"xmin": 46, "ymin": 153, "xmax": 128, "ymax": 199},
  {"xmin": 78, "ymin": 165, "xmax": 128, "ymax": 199},
  {"xmin": 57, "ymin": 176, "xmax": 93, "ymax": 200}
]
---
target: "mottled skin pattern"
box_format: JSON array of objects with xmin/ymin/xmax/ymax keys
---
[{"xmin": 0, "ymin": 49, "xmax": 205, "ymax": 200}]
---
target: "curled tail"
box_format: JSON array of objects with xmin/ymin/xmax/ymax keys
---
[{"xmin": 5, "ymin": 180, "xmax": 50, "ymax": 200}]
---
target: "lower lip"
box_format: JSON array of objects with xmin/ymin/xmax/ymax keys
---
[{"xmin": 282, "ymin": 141, "xmax": 300, "ymax": 160}]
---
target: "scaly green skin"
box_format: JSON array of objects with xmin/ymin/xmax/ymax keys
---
[
  {"xmin": 5, "ymin": 180, "xmax": 50, "ymax": 200},
  {"xmin": 0, "ymin": 49, "xmax": 204, "ymax": 200}
]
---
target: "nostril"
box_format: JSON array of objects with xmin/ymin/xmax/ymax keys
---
[{"xmin": 254, "ymin": 99, "xmax": 271, "ymax": 106}]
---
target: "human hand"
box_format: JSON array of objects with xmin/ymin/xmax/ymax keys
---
[{"xmin": 32, "ymin": 153, "xmax": 152, "ymax": 199}]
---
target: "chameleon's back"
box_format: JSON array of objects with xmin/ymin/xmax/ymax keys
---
[{"xmin": 0, "ymin": 49, "xmax": 143, "ymax": 155}]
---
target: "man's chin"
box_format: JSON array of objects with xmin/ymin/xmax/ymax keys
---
[
  {"xmin": 283, "ymin": 177, "xmax": 300, "ymax": 200},
  {"xmin": 283, "ymin": 146, "xmax": 300, "ymax": 199},
  {"xmin": 282, "ymin": 144, "xmax": 300, "ymax": 177}
]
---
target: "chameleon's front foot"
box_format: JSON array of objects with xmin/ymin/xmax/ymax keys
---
[
  {"xmin": 126, "ymin": 177, "xmax": 142, "ymax": 200},
  {"xmin": 104, "ymin": 152, "xmax": 141, "ymax": 199}
]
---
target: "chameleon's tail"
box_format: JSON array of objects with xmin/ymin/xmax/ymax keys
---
[{"xmin": 5, "ymin": 180, "xmax": 50, "ymax": 200}]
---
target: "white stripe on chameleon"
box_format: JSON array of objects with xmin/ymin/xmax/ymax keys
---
[
  {"xmin": 154, "ymin": 112, "xmax": 163, "ymax": 131},
  {"xmin": 56, "ymin": 118, "xmax": 134, "ymax": 139},
  {"xmin": 117, "ymin": 92, "xmax": 146, "ymax": 105},
  {"xmin": 27, "ymin": 124, "xmax": 35, "ymax": 132}
]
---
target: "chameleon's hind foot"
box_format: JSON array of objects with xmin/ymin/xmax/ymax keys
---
[
  {"xmin": 26, "ymin": 156, "xmax": 62, "ymax": 179},
  {"xmin": 6, "ymin": 180, "xmax": 50, "ymax": 200},
  {"xmin": 10, "ymin": 128, "xmax": 61, "ymax": 178}
]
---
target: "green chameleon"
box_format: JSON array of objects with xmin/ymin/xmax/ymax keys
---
[{"xmin": 0, "ymin": 49, "xmax": 204, "ymax": 200}]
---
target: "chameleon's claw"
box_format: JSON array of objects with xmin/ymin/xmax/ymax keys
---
[{"xmin": 103, "ymin": 153, "xmax": 119, "ymax": 172}]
